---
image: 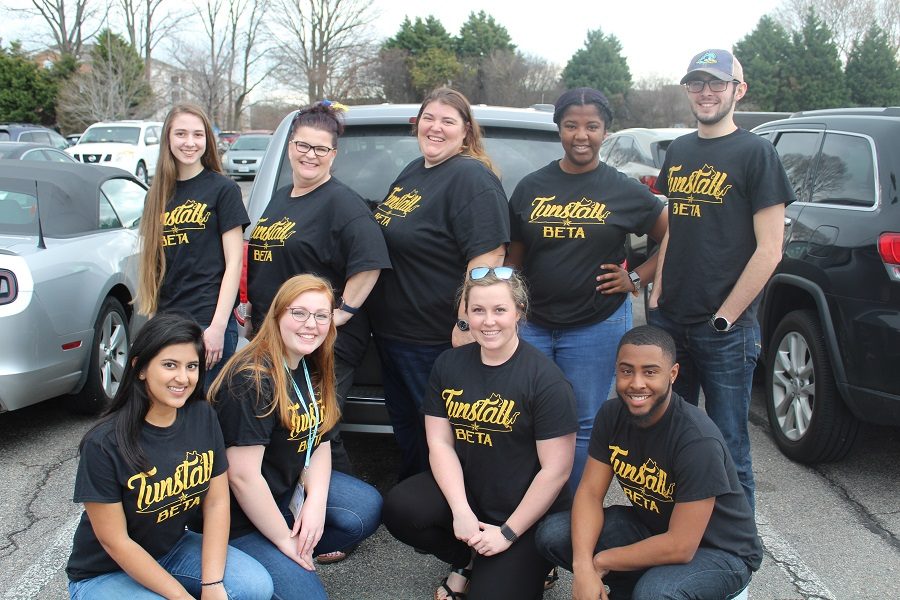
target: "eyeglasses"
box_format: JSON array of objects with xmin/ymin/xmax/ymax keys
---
[
  {"xmin": 469, "ymin": 266, "xmax": 515, "ymax": 281},
  {"xmin": 290, "ymin": 140, "xmax": 335, "ymax": 157},
  {"xmin": 286, "ymin": 307, "xmax": 332, "ymax": 325},
  {"xmin": 683, "ymin": 79, "xmax": 739, "ymax": 93}
]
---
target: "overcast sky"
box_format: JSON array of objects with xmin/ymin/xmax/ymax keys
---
[{"xmin": 2, "ymin": 0, "xmax": 783, "ymax": 84}]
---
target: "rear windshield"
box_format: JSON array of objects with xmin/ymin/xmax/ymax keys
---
[
  {"xmin": 0, "ymin": 189, "xmax": 39, "ymax": 235},
  {"xmin": 231, "ymin": 136, "xmax": 271, "ymax": 151},
  {"xmin": 275, "ymin": 125, "xmax": 561, "ymax": 205},
  {"xmin": 81, "ymin": 126, "xmax": 141, "ymax": 145}
]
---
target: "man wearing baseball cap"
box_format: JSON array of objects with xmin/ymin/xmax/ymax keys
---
[{"xmin": 647, "ymin": 48, "xmax": 795, "ymax": 511}]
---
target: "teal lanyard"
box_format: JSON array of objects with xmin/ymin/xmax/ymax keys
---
[{"xmin": 284, "ymin": 358, "xmax": 320, "ymax": 470}]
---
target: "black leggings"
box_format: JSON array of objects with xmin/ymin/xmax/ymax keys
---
[{"xmin": 382, "ymin": 472, "xmax": 551, "ymax": 600}]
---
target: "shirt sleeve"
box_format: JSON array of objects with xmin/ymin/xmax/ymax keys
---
[
  {"xmin": 73, "ymin": 432, "xmax": 123, "ymax": 504},
  {"xmin": 338, "ymin": 211, "xmax": 392, "ymax": 279},
  {"xmin": 448, "ymin": 161, "xmax": 511, "ymax": 260},
  {"xmin": 213, "ymin": 370, "xmax": 276, "ymax": 447},
  {"xmin": 672, "ymin": 437, "xmax": 733, "ymax": 502},
  {"xmin": 747, "ymin": 138, "xmax": 796, "ymax": 213},
  {"xmin": 588, "ymin": 401, "xmax": 618, "ymax": 463},
  {"xmin": 530, "ymin": 368, "xmax": 578, "ymax": 441},
  {"xmin": 216, "ymin": 176, "xmax": 251, "ymax": 233}
]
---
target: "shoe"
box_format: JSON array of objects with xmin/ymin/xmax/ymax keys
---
[
  {"xmin": 315, "ymin": 544, "xmax": 357, "ymax": 565},
  {"xmin": 544, "ymin": 566, "xmax": 559, "ymax": 591},
  {"xmin": 435, "ymin": 566, "xmax": 471, "ymax": 600}
]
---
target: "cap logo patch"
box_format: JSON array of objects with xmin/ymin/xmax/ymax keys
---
[{"xmin": 697, "ymin": 51, "xmax": 718, "ymax": 65}]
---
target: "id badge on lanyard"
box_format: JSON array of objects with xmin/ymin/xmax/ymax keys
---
[{"xmin": 285, "ymin": 358, "xmax": 320, "ymax": 521}]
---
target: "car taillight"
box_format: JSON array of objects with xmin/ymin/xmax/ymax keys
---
[
  {"xmin": 0, "ymin": 269, "xmax": 18, "ymax": 306},
  {"xmin": 878, "ymin": 233, "xmax": 900, "ymax": 281},
  {"xmin": 640, "ymin": 175, "xmax": 660, "ymax": 195}
]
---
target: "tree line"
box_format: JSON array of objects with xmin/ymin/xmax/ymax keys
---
[{"xmin": 1, "ymin": 0, "xmax": 898, "ymax": 135}]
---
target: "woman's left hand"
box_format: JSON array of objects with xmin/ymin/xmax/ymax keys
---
[
  {"xmin": 203, "ymin": 324, "xmax": 226, "ymax": 369},
  {"xmin": 470, "ymin": 522, "xmax": 512, "ymax": 556},
  {"xmin": 596, "ymin": 264, "xmax": 634, "ymax": 295},
  {"xmin": 200, "ymin": 582, "xmax": 229, "ymax": 600},
  {"xmin": 291, "ymin": 503, "xmax": 325, "ymax": 571}
]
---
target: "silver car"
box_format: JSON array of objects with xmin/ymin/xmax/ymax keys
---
[
  {"xmin": 0, "ymin": 161, "xmax": 147, "ymax": 414},
  {"xmin": 223, "ymin": 133, "xmax": 273, "ymax": 180}
]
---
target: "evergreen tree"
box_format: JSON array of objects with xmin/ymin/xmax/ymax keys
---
[
  {"xmin": 0, "ymin": 41, "xmax": 58, "ymax": 124},
  {"xmin": 845, "ymin": 24, "xmax": 900, "ymax": 107},
  {"xmin": 784, "ymin": 9, "xmax": 848, "ymax": 110},
  {"xmin": 455, "ymin": 11, "xmax": 515, "ymax": 58},
  {"xmin": 734, "ymin": 16, "xmax": 793, "ymax": 111},
  {"xmin": 381, "ymin": 16, "xmax": 457, "ymax": 101},
  {"xmin": 383, "ymin": 16, "xmax": 455, "ymax": 55},
  {"xmin": 561, "ymin": 29, "xmax": 631, "ymax": 97}
]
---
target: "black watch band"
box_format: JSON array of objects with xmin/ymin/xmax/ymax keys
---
[
  {"xmin": 500, "ymin": 523, "xmax": 518, "ymax": 543},
  {"xmin": 338, "ymin": 297, "xmax": 360, "ymax": 315}
]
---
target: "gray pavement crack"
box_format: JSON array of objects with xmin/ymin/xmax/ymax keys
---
[{"xmin": 0, "ymin": 452, "xmax": 78, "ymax": 559}]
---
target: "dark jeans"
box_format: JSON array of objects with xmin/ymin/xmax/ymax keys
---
[
  {"xmin": 203, "ymin": 313, "xmax": 239, "ymax": 391},
  {"xmin": 536, "ymin": 507, "xmax": 751, "ymax": 600},
  {"xmin": 383, "ymin": 472, "xmax": 551, "ymax": 600},
  {"xmin": 648, "ymin": 309, "xmax": 760, "ymax": 511},
  {"xmin": 331, "ymin": 355, "xmax": 355, "ymax": 475},
  {"xmin": 373, "ymin": 336, "xmax": 451, "ymax": 480}
]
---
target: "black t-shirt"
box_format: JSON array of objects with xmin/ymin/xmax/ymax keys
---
[
  {"xmin": 368, "ymin": 155, "xmax": 510, "ymax": 344},
  {"xmin": 213, "ymin": 366, "xmax": 337, "ymax": 538},
  {"xmin": 424, "ymin": 341, "xmax": 578, "ymax": 525},
  {"xmin": 246, "ymin": 178, "xmax": 391, "ymax": 365},
  {"xmin": 509, "ymin": 160, "xmax": 663, "ymax": 327},
  {"xmin": 655, "ymin": 129, "xmax": 794, "ymax": 325},
  {"xmin": 158, "ymin": 169, "xmax": 250, "ymax": 325},
  {"xmin": 66, "ymin": 401, "xmax": 228, "ymax": 581},
  {"xmin": 589, "ymin": 393, "xmax": 763, "ymax": 571}
]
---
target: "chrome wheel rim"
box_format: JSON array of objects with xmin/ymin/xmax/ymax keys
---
[
  {"xmin": 771, "ymin": 331, "xmax": 815, "ymax": 441},
  {"xmin": 97, "ymin": 310, "xmax": 128, "ymax": 399}
]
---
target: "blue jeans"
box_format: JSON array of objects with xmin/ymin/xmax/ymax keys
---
[
  {"xmin": 535, "ymin": 508, "xmax": 751, "ymax": 600},
  {"xmin": 374, "ymin": 336, "xmax": 452, "ymax": 480},
  {"xmin": 649, "ymin": 309, "xmax": 760, "ymax": 510},
  {"xmin": 204, "ymin": 313, "xmax": 239, "ymax": 390},
  {"xmin": 68, "ymin": 530, "xmax": 273, "ymax": 600},
  {"xmin": 520, "ymin": 299, "xmax": 632, "ymax": 491},
  {"xmin": 230, "ymin": 470, "xmax": 383, "ymax": 600}
]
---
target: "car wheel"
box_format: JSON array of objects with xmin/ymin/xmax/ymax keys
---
[
  {"xmin": 135, "ymin": 161, "xmax": 148, "ymax": 183},
  {"xmin": 765, "ymin": 309, "xmax": 858, "ymax": 463},
  {"xmin": 72, "ymin": 297, "xmax": 130, "ymax": 415}
]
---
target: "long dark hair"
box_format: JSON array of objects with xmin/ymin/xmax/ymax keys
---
[{"xmin": 79, "ymin": 313, "xmax": 206, "ymax": 472}]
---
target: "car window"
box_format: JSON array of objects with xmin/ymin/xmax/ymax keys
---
[
  {"xmin": 653, "ymin": 140, "xmax": 674, "ymax": 168},
  {"xmin": 279, "ymin": 125, "xmax": 561, "ymax": 205},
  {"xmin": 0, "ymin": 190, "xmax": 38, "ymax": 234},
  {"xmin": 101, "ymin": 177, "xmax": 146, "ymax": 228},
  {"xmin": 771, "ymin": 131, "xmax": 822, "ymax": 203},
  {"xmin": 81, "ymin": 126, "xmax": 141, "ymax": 145},
  {"xmin": 230, "ymin": 136, "xmax": 271, "ymax": 151},
  {"xmin": 98, "ymin": 193, "xmax": 122, "ymax": 229},
  {"xmin": 606, "ymin": 135, "xmax": 639, "ymax": 168},
  {"xmin": 48, "ymin": 130, "xmax": 68, "ymax": 149},
  {"xmin": 21, "ymin": 150, "xmax": 46, "ymax": 162},
  {"xmin": 599, "ymin": 136, "xmax": 617, "ymax": 162},
  {"xmin": 0, "ymin": 132, "xmax": 10, "ymax": 141},
  {"xmin": 144, "ymin": 126, "xmax": 160, "ymax": 145},
  {"xmin": 43, "ymin": 149, "xmax": 75, "ymax": 162},
  {"xmin": 809, "ymin": 133, "xmax": 876, "ymax": 208}
]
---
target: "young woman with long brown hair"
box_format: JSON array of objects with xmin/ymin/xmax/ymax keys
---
[
  {"xmin": 209, "ymin": 274, "xmax": 382, "ymax": 600},
  {"xmin": 137, "ymin": 103, "xmax": 249, "ymax": 387}
]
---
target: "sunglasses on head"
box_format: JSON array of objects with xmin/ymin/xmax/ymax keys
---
[{"xmin": 469, "ymin": 266, "xmax": 515, "ymax": 281}]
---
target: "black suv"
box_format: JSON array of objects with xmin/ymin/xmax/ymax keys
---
[{"xmin": 754, "ymin": 107, "xmax": 900, "ymax": 463}]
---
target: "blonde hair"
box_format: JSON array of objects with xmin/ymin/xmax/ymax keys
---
[
  {"xmin": 416, "ymin": 87, "xmax": 498, "ymax": 176},
  {"xmin": 458, "ymin": 269, "xmax": 529, "ymax": 318},
  {"xmin": 209, "ymin": 274, "xmax": 339, "ymax": 434},
  {"xmin": 136, "ymin": 104, "xmax": 224, "ymax": 315}
]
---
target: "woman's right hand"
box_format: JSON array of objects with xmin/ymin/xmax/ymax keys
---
[{"xmin": 451, "ymin": 508, "xmax": 481, "ymax": 544}]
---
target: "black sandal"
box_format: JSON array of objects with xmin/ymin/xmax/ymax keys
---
[
  {"xmin": 544, "ymin": 566, "xmax": 559, "ymax": 591},
  {"xmin": 435, "ymin": 566, "xmax": 472, "ymax": 600}
]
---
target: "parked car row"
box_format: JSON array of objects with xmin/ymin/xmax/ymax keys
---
[{"xmin": 0, "ymin": 123, "xmax": 69, "ymax": 150}]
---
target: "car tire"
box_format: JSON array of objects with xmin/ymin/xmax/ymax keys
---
[
  {"xmin": 72, "ymin": 297, "xmax": 130, "ymax": 415},
  {"xmin": 135, "ymin": 161, "xmax": 148, "ymax": 184},
  {"xmin": 765, "ymin": 309, "xmax": 858, "ymax": 463}
]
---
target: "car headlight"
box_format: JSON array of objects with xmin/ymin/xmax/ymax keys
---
[{"xmin": 113, "ymin": 149, "xmax": 135, "ymax": 161}]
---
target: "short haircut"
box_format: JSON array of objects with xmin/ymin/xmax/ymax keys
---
[{"xmin": 617, "ymin": 325, "xmax": 676, "ymax": 365}]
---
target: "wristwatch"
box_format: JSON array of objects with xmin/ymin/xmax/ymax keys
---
[
  {"xmin": 628, "ymin": 271, "xmax": 641, "ymax": 293},
  {"xmin": 456, "ymin": 319, "xmax": 470, "ymax": 332},
  {"xmin": 500, "ymin": 523, "xmax": 519, "ymax": 543},
  {"xmin": 338, "ymin": 297, "xmax": 360, "ymax": 315},
  {"xmin": 711, "ymin": 314, "xmax": 733, "ymax": 332}
]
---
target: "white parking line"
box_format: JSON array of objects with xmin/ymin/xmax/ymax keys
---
[
  {"xmin": 3, "ymin": 516, "xmax": 79, "ymax": 600},
  {"xmin": 756, "ymin": 511, "xmax": 836, "ymax": 600}
]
